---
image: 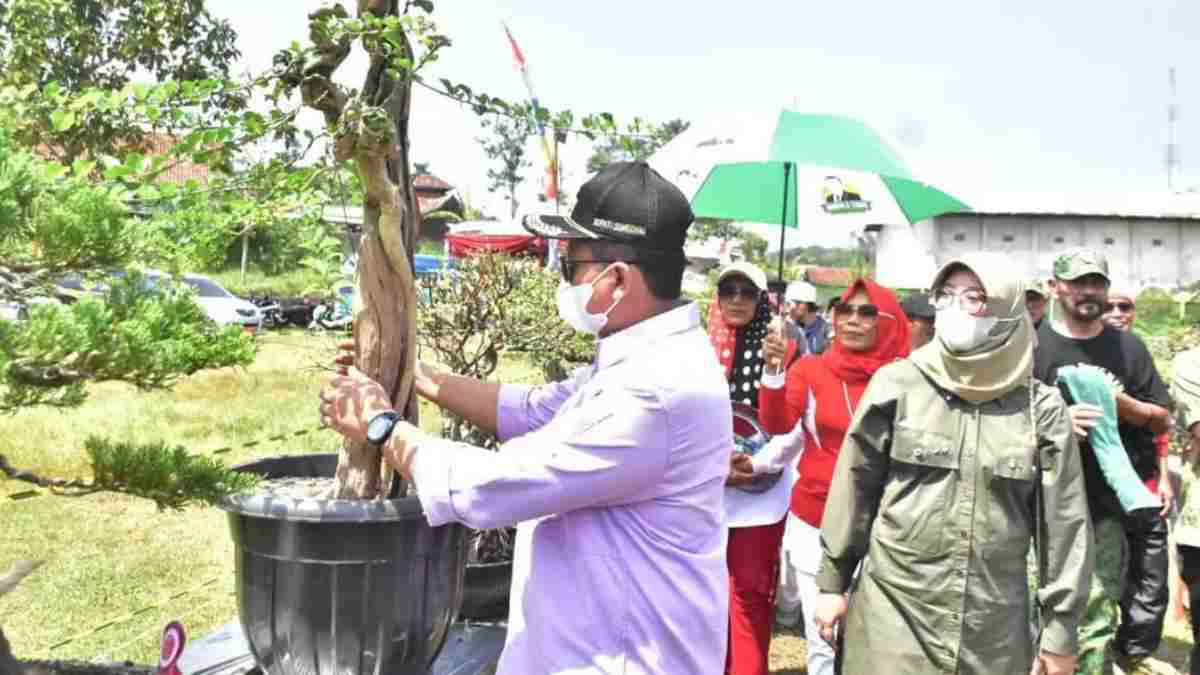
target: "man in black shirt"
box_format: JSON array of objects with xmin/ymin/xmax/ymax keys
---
[{"xmin": 1033, "ymin": 249, "xmax": 1173, "ymax": 674}]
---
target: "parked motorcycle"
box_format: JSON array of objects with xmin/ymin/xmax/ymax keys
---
[
  {"xmin": 308, "ymin": 286, "xmax": 354, "ymax": 332},
  {"xmin": 278, "ymin": 298, "xmax": 318, "ymax": 328},
  {"xmin": 248, "ymin": 294, "xmax": 285, "ymax": 330}
]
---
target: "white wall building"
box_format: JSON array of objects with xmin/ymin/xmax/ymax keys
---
[{"xmin": 873, "ymin": 192, "xmax": 1200, "ymax": 291}]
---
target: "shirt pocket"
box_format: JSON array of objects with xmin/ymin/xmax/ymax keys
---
[
  {"xmin": 991, "ymin": 445, "xmax": 1037, "ymax": 483},
  {"xmin": 983, "ymin": 432, "xmax": 1037, "ymax": 551},
  {"xmin": 876, "ymin": 425, "xmax": 961, "ymax": 550}
]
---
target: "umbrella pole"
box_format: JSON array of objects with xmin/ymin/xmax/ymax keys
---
[
  {"xmin": 777, "ymin": 162, "xmax": 791, "ymax": 284},
  {"xmin": 770, "ymin": 162, "xmax": 792, "ymax": 377}
]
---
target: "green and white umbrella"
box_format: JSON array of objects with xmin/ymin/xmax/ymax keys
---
[{"xmin": 651, "ymin": 110, "xmax": 969, "ymax": 281}]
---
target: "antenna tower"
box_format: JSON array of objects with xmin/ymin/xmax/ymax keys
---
[{"xmin": 1167, "ymin": 66, "xmax": 1181, "ymax": 192}]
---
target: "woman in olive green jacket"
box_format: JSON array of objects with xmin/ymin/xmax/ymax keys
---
[{"xmin": 812, "ymin": 253, "xmax": 1093, "ymax": 675}]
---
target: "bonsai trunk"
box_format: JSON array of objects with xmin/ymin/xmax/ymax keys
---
[{"xmin": 301, "ymin": 0, "xmax": 421, "ymax": 499}]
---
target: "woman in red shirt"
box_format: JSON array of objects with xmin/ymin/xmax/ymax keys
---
[{"xmin": 750, "ymin": 278, "xmax": 909, "ymax": 675}]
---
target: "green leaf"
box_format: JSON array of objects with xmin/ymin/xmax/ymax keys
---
[
  {"xmin": 50, "ymin": 110, "xmax": 76, "ymax": 132},
  {"xmin": 42, "ymin": 163, "xmax": 69, "ymax": 180},
  {"xmin": 71, "ymin": 90, "xmax": 103, "ymax": 111},
  {"xmin": 123, "ymin": 152, "xmax": 146, "ymax": 173},
  {"xmin": 135, "ymin": 184, "xmax": 161, "ymax": 201},
  {"xmin": 104, "ymin": 164, "xmax": 133, "ymax": 180},
  {"xmin": 71, "ymin": 159, "xmax": 97, "ymax": 178},
  {"xmin": 413, "ymin": 0, "xmax": 434, "ymax": 13}
]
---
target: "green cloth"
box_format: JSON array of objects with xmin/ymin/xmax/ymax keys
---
[{"xmin": 1056, "ymin": 364, "xmax": 1161, "ymax": 513}]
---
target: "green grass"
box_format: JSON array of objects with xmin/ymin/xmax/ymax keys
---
[
  {"xmin": 0, "ymin": 331, "xmax": 542, "ymax": 665},
  {"xmin": 206, "ymin": 266, "xmax": 337, "ymax": 298}
]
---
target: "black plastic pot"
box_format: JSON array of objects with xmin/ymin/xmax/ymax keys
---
[
  {"xmin": 220, "ymin": 454, "xmax": 467, "ymax": 675},
  {"xmin": 458, "ymin": 561, "xmax": 512, "ymax": 620}
]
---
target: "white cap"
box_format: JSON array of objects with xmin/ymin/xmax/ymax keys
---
[
  {"xmin": 717, "ymin": 261, "xmax": 768, "ymax": 292},
  {"xmin": 785, "ymin": 281, "xmax": 818, "ymax": 304}
]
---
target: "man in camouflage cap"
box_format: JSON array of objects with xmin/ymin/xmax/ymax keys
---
[
  {"xmin": 1034, "ymin": 248, "xmax": 1174, "ymax": 674},
  {"xmin": 1025, "ymin": 279, "xmax": 1049, "ymax": 330}
]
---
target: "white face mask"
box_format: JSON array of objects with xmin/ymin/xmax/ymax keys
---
[
  {"xmin": 556, "ymin": 265, "xmax": 623, "ymax": 335},
  {"xmin": 935, "ymin": 306, "xmax": 998, "ymax": 353}
]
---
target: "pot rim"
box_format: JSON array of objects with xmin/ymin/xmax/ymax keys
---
[{"xmin": 218, "ymin": 453, "xmax": 425, "ymax": 523}]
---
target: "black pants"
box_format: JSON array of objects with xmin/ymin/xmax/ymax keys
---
[
  {"xmin": 1178, "ymin": 544, "xmax": 1200, "ymax": 675},
  {"xmin": 1115, "ymin": 508, "xmax": 1170, "ymax": 658}
]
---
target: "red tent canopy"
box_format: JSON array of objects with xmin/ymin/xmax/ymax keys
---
[{"xmin": 445, "ymin": 226, "xmax": 547, "ymax": 259}]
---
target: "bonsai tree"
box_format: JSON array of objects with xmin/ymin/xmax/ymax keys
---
[
  {"xmin": 0, "ymin": 0, "xmax": 689, "ymax": 663},
  {"xmin": 418, "ymin": 251, "xmax": 594, "ymax": 561}
]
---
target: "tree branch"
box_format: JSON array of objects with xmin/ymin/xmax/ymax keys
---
[{"xmin": 0, "ymin": 455, "xmax": 92, "ymax": 493}]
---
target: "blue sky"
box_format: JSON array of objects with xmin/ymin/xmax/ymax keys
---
[{"xmin": 206, "ymin": 1, "xmax": 1199, "ymax": 243}]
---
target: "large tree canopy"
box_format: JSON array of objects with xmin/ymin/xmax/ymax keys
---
[
  {"xmin": 0, "ymin": 0, "xmax": 243, "ymax": 164},
  {"xmin": 0, "ymin": 128, "xmax": 255, "ymax": 412},
  {"xmin": 0, "ymin": 0, "xmax": 695, "ymax": 476}
]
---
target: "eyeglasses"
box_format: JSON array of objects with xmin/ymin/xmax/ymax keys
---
[
  {"xmin": 834, "ymin": 302, "xmax": 883, "ymax": 322},
  {"xmin": 560, "ymin": 258, "xmax": 625, "ymax": 283},
  {"xmin": 1106, "ymin": 301, "xmax": 1135, "ymax": 313},
  {"xmin": 717, "ymin": 284, "xmax": 761, "ymax": 301},
  {"xmin": 933, "ymin": 287, "xmax": 988, "ymax": 315}
]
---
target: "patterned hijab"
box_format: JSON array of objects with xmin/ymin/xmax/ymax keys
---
[{"xmin": 708, "ymin": 287, "xmax": 772, "ymax": 407}]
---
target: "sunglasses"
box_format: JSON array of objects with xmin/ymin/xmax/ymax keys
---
[
  {"xmin": 1106, "ymin": 301, "xmax": 1135, "ymax": 313},
  {"xmin": 560, "ymin": 258, "xmax": 625, "ymax": 283},
  {"xmin": 717, "ymin": 284, "xmax": 761, "ymax": 301},
  {"xmin": 834, "ymin": 302, "xmax": 882, "ymax": 321}
]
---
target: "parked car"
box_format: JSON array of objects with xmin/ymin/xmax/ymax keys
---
[
  {"xmin": 54, "ymin": 272, "xmax": 108, "ymax": 303},
  {"xmin": 0, "ymin": 301, "xmax": 21, "ymax": 322},
  {"xmin": 101, "ymin": 269, "xmax": 263, "ymax": 333},
  {"xmin": 0, "ymin": 296, "xmax": 60, "ymax": 323},
  {"xmin": 177, "ymin": 273, "xmax": 263, "ymax": 332}
]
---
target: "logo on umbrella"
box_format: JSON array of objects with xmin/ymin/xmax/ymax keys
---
[{"xmin": 821, "ymin": 176, "xmax": 872, "ymax": 215}]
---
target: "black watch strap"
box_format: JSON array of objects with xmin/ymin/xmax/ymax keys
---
[{"xmin": 366, "ymin": 410, "xmax": 402, "ymax": 446}]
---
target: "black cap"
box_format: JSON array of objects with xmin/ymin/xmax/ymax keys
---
[
  {"xmin": 901, "ymin": 292, "xmax": 935, "ymax": 320},
  {"xmin": 523, "ymin": 161, "xmax": 693, "ymax": 253}
]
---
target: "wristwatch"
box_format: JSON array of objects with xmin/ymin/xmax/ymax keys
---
[{"xmin": 366, "ymin": 410, "xmax": 402, "ymax": 446}]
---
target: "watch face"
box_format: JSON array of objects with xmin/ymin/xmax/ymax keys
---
[{"xmin": 367, "ymin": 412, "xmax": 397, "ymax": 444}]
